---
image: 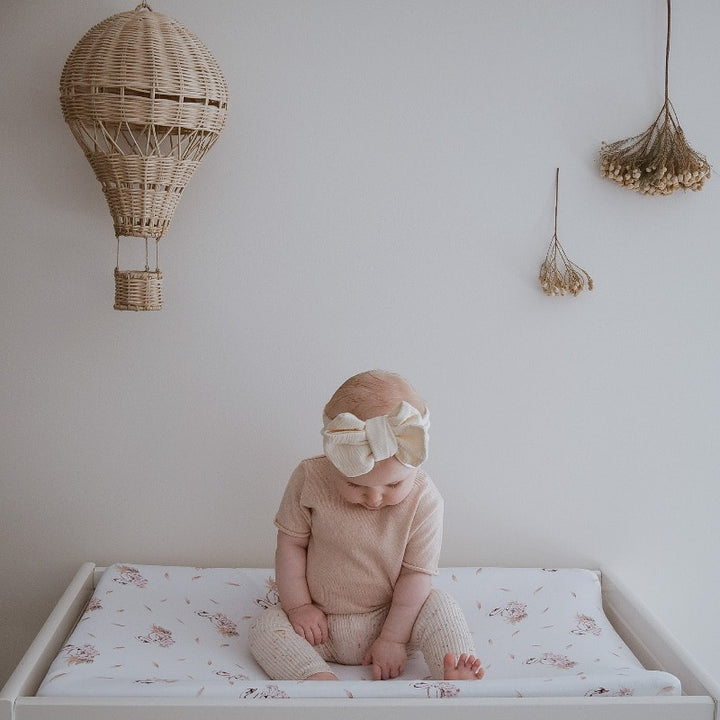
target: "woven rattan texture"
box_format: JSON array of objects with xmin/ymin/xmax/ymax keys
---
[
  {"xmin": 60, "ymin": 4, "xmax": 229, "ymax": 240},
  {"xmin": 114, "ymin": 268, "xmax": 163, "ymax": 311}
]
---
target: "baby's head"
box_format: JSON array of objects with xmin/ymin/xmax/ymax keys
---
[
  {"xmin": 324, "ymin": 370, "xmax": 426, "ymax": 422},
  {"xmin": 322, "ymin": 371, "xmax": 430, "ymax": 509}
]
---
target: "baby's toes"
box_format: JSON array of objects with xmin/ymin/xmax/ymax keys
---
[
  {"xmin": 470, "ymin": 656, "xmax": 484, "ymax": 678},
  {"xmin": 443, "ymin": 652, "xmax": 457, "ymax": 674}
]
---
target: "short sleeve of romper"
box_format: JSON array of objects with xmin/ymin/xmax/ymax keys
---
[
  {"xmin": 274, "ymin": 463, "xmax": 313, "ymax": 539},
  {"xmin": 274, "ymin": 457, "xmax": 443, "ymax": 614}
]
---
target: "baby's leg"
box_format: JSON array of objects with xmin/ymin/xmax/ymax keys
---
[
  {"xmin": 326, "ymin": 607, "xmax": 388, "ymax": 666},
  {"xmin": 249, "ymin": 606, "xmax": 336, "ymax": 680},
  {"xmin": 409, "ymin": 589, "xmax": 484, "ymax": 680}
]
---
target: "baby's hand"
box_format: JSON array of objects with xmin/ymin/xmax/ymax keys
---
[
  {"xmin": 285, "ymin": 603, "xmax": 328, "ymax": 646},
  {"xmin": 363, "ymin": 637, "xmax": 407, "ymax": 680}
]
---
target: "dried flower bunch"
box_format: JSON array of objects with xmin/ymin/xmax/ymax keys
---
[
  {"xmin": 599, "ymin": 0, "xmax": 710, "ymax": 196},
  {"xmin": 540, "ymin": 238, "xmax": 593, "ymax": 297},
  {"xmin": 539, "ymin": 169, "xmax": 593, "ymax": 297},
  {"xmin": 600, "ymin": 104, "xmax": 709, "ymax": 195}
]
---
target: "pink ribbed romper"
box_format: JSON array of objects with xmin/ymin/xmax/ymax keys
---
[{"xmin": 249, "ymin": 457, "xmax": 475, "ymax": 679}]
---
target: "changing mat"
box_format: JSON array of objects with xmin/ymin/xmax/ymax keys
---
[{"xmin": 36, "ymin": 564, "xmax": 681, "ymax": 699}]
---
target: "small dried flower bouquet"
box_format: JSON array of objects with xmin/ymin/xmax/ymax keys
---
[{"xmin": 539, "ymin": 169, "xmax": 593, "ymax": 297}]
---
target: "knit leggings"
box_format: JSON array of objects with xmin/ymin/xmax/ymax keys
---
[{"xmin": 248, "ymin": 589, "xmax": 474, "ymax": 680}]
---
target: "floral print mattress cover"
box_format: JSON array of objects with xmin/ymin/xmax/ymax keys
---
[{"xmin": 36, "ymin": 564, "xmax": 681, "ymax": 700}]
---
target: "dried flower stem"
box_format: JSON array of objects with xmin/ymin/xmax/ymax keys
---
[
  {"xmin": 600, "ymin": 0, "xmax": 710, "ymax": 195},
  {"xmin": 539, "ymin": 169, "xmax": 593, "ymax": 297}
]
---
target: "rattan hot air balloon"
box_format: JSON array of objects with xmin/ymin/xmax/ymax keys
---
[{"xmin": 60, "ymin": 1, "xmax": 229, "ymax": 310}]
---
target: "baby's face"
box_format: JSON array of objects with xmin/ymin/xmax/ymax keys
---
[{"xmin": 335, "ymin": 457, "xmax": 417, "ymax": 510}]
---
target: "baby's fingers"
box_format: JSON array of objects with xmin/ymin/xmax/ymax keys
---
[
  {"xmin": 370, "ymin": 660, "xmax": 401, "ymax": 681},
  {"xmin": 307, "ymin": 624, "xmax": 325, "ymax": 646},
  {"xmin": 291, "ymin": 622, "xmax": 316, "ymax": 645},
  {"xmin": 362, "ymin": 652, "xmax": 383, "ymax": 680},
  {"xmin": 318, "ymin": 616, "xmax": 329, "ymax": 645}
]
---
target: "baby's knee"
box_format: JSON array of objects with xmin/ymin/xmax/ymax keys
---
[
  {"xmin": 414, "ymin": 589, "xmax": 468, "ymax": 636},
  {"xmin": 421, "ymin": 588, "xmax": 459, "ymax": 615},
  {"xmin": 249, "ymin": 607, "xmax": 291, "ymax": 646}
]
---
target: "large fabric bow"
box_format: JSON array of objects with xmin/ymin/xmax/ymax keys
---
[{"xmin": 322, "ymin": 401, "xmax": 430, "ymax": 477}]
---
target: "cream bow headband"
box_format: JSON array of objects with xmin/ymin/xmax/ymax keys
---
[{"xmin": 322, "ymin": 401, "xmax": 430, "ymax": 477}]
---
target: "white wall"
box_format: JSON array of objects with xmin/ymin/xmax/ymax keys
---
[{"xmin": 1, "ymin": 0, "xmax": 719, "ymax": 688}]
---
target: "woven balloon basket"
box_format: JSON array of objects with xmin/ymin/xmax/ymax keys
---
[
  {"xmin": 60, "ymin": 1, "xmax": 229, "ymax": 311},
  {"xmin": 114, "ymin": 268, "xmax": 163, "ymax": 311}
]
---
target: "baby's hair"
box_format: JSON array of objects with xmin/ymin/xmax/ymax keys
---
[{"xmin": 324, "ymin": 370, "xmax": 426, "ymax": 421}]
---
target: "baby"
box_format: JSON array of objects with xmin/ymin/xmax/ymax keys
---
[{"xmin": 249, "ymin": 370, "xmax": 483, "ymax": 682}]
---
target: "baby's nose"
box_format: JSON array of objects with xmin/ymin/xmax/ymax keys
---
[{"xmin": 366, "ymin": 489, "xmax": 383, "ymax": 507}]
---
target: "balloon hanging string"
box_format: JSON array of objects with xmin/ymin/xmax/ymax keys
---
[
  {"xmin": 144, "ymin": 238, "xmax": 160, "ymax": 272},
  {"xmin": 115, "ymin": 237, "xmax": 160, "ymax": 272}
]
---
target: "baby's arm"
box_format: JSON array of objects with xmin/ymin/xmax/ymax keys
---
[
  {"xmin": 275, "ymin": 530, "xmax": 328, "ymax": 646},
  {"xmin": 363, "ymin": 567, "xmax": 431, "ymax": 680}
]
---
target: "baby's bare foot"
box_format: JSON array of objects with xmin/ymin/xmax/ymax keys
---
[
  {"xmin": 305, "ymin": 671, "xmax": 339, "ymax": 681},
  {"xmin": 443, "ymin": 652, "xmax": 484, "ymax": 680}
]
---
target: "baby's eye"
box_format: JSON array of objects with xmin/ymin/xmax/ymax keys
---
[
  {"xmin": 388, "ymin": 481, "xmax": 402, "ymax": 489},
  {"xmin": 347, "ymin": 482, "xmax": 360, "ymax": 489}
]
